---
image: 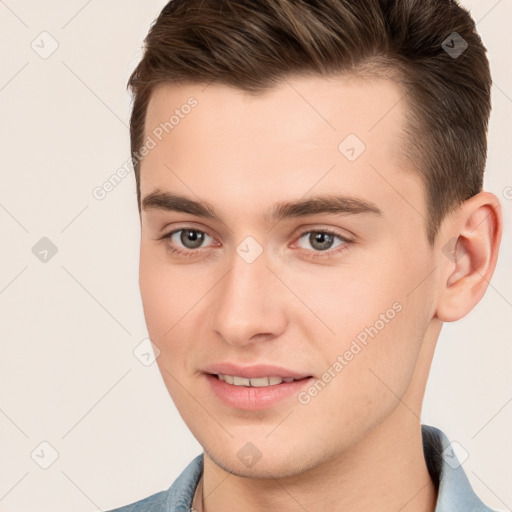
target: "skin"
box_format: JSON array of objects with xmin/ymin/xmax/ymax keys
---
[{"xmin": 138, "ymin": 75, "xmax": 502, "ymax": 512}]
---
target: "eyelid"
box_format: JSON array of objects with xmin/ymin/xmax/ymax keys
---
[
  {"xmin": 292, "ymin": 225, "xmax": 353, "ymax": 242},
  {"xmin": 291, "ymin": 227, "xmax": 352, "ymax": 258},
  {"xmin": 159, "ymin": 226, "xmax": 217, "ymax": 252}
]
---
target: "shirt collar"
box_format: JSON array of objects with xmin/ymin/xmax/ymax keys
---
[{"xmin": 422, "ymin": 424, "xmax": 496, "ymax": 511}]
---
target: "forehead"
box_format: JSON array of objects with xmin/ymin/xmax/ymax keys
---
[
  {"xmin": 139, "ymin": 74, "xmax": 422, "ymax": 224},
  {"xmin": 143, "ymin": 73, "xmax": 408, "ymax": 151}
]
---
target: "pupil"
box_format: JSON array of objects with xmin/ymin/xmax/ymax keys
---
[
  {"xmin": 182, "ymin": 230, "xmax": 204, "ymax": 249},
  {"xmin": 311, "ymin": 232, "xmax": 333, "ymax": 251}
]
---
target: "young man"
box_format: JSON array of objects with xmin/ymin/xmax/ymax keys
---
[{"xmin": 110, "ymin": 0, "xmax": 502, "ymax": 510}]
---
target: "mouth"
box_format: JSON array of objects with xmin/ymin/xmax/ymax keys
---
[
  {"xmin": 210, "ymin": 373, "xmax": 312, "ymax": 387},
  {"xmin": 205, "ymin": 372, "xmax": 314, "ymax": 409}
]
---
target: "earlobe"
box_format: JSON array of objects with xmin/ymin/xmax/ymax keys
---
[{"xmin": 436, "ymin": 192, "xmax": 502, "ymax": 322}]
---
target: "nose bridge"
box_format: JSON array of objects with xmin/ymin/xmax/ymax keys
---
[{"xmin": 212, "ymin": 244, "xmax": 283, "ymax": 345}]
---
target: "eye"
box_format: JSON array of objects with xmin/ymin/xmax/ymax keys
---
[
  {"xmin": 160, "ymin": 228, "xmax": 215, "ymax": 256},
  {"xmin": 295, "ymin": 229, "xmax": 351, "ymax": 258},
  {"xmin": 159, "ymin": 226, "xmax": 352, "ymax": 259}
]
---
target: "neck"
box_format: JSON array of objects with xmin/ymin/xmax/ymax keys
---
[{"xmin": 199, "ymin": 412, "xmax": 437, "ymax": 512}]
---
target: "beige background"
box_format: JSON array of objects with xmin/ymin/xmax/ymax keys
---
[{"xmin": 0, "ymin": 1, "xmax": 511, "ymax": 510}]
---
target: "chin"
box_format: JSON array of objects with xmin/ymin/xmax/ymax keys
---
[{"xmin": 204, "ymin": 442, "xmax": 318, "ymax": 480}]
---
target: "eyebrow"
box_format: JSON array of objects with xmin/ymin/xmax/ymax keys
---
[{"xmin": 141, "ymin": 189, "xmax": 382, "ymax": 223}]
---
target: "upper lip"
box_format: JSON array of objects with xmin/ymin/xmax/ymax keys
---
[{"xmin": 203, "ymin": 362, "xmax": 312, "ymax": 379}]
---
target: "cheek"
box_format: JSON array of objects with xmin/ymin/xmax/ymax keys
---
[
  {"xmin": 294, "ymin": 303, "xmax": 427, "ymax": 445},
  {"xmin": 139, "ymin": 245, "xmax": 193, "ymax": 338},
  {"xmin": 139, "ymin": 263, "xmax": 170, "ymax": 337},
  {"xmin": 280, "ymin": 260, "xmax": 406, "ymax": 347},
  {"xmin": 139, "ymin": 246, "xmax": 212, "ymax": 381},
  {"xmin": 298, "ymin": 255, "xmax": 432, "ymax": 401}
]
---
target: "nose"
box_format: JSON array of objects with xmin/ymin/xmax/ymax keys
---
[{"xmin": 211, "ymin": 246, "xmax": 287, "ymax": 347}]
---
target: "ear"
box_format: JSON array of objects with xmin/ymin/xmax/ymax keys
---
[{"xmin": 436, "ymin": 191, "xmax": 502, "ymax": 322}]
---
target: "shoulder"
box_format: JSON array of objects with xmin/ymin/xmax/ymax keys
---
[
  {"xmin": 107, "ymin": 489, "xmax": 169, "ymax": 512},
  {"xmin": 106, "ymin": 453, "xmax": 204, "ymax": 512},
  {"xmin": 422, "ymin": 425, "xmax": 500, "ymax": 512}
]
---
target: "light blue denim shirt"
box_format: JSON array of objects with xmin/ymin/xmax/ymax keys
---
[{"xmin": 108, "ymin": 425, "xmax": 498, "ymax": 511}]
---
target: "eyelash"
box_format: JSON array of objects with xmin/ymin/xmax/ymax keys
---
[{"xmin": 159, "ymin": 227, "xmax": 353, "ymax": 260}]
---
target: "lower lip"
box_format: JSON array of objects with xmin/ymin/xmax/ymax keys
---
[{"xmin": 205, "ymin": 373, "xmax": 313, "ymax": 410}]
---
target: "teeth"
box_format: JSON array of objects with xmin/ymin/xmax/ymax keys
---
[
  {"xmin": 233, "ymin": 376, "xmax": 251, "ymax": 386},
  {"xmin": 217, "ymin": 374, "xmax": 303, "ymax": 387},
  {"xmin": 248, "ymin": 376, "xmax": 270, "ymax": 387}
]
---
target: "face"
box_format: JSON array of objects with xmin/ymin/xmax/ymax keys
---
[{"xmin": 138, "ymin": 75, "xmax": 440, "ymax": 478}]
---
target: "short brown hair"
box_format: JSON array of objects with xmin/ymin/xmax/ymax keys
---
[{"xmin": 127, "ymin": 0, "xmax": 491, "ymax": 243}]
